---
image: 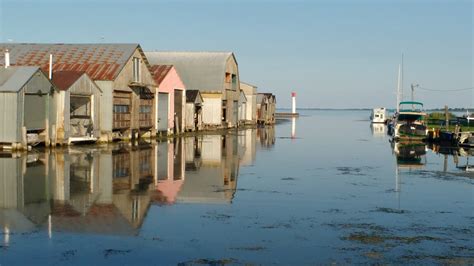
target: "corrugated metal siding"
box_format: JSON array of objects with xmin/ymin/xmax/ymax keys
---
[
  {"xmin": 0, "ymin": 92, "xmax": 20, "ymax": 142},
  {"xmin": 202, "ymin": 96, "xmax": 222, "ymax": 125}
]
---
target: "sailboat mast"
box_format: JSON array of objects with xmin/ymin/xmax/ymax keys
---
[
  {"xmin": 401, "ymin": 53, "xmax": 404, "ymax": 101},
  {"xmin": 397, "ymin": 64, "xmax": 401, "ymax": 112}
]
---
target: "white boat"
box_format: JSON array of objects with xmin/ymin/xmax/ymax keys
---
[
  {"xmin": 392, "ymin": 101, "xmax": 428, "ymax": 141},
  {"xmin": 370, "ymin": 108, "xmax": 387, "ymax": 123}
]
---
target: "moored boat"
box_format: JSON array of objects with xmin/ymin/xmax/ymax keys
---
[
  {"xmin": 392, "ymin": 101, "xmax": 428, "ymax": 141},
  {"xmin": 370, "ymin": 107, "xmax": 387, "ymax": 123}
]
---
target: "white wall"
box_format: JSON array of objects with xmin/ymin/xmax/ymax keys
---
[{"xmin": 202, "ymin": 97, "xmax": 222, "ymax": 125}]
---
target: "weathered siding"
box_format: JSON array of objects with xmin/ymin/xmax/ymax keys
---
[
  {"xmin": 223, "ymin": 56, "xmax": 240, "ymax": 127},
  {"xmin": 113, "ymin": 49, "xmax": 156, "ymax": 133},
  {"xmin": 0, "ymin": 69, "xmax": 53, "ymax": 145},
  {"xmin": 95, "ymin": 81, "xmax": 113, "ymax": 140},
  {"xmin": 68, "ymin": 75, "xmax": 102, "ymax": 139}
]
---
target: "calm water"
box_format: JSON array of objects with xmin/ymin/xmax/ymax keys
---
[{"xmin": 0, "ymin": 110, "xmax": 472, "ymax": 265}]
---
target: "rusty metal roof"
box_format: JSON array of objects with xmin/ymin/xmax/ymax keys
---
[
  {"xmin": 52, "ymin": 71, "xmax": 85, "ymax": 90},
  {"xmin": 150, "ymin": 65, "xmax": 173, "ymax": 86},
  {"xmin": 0, "ymin": 43, "xmax": 143, "ymax": 81}
]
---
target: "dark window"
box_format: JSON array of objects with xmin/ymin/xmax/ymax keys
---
[
  {"xmin": 231, "ymin": 74, "xmax": 237, "ymax": 90},
  {"xmin": 114, "ymin": 105, "xmax": 129, "ymax": 113},
  {"xmin": 140, "ymin": 105, "xmax": 151, "ymax": 113}
]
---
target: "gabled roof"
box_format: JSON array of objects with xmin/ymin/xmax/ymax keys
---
[
  {"xmin": 257, "ymin": 93, "xmax": 276, "ymax": 104},
  {"xmin": 52, "ymin": 71, "xmax": 85, "ymax": 90},
  {"xmin": 186, "ymin": 90, "xmax": 203, "ymax": 103},
  {"xmin": 0, "ymin": 66, "xmax": 42, "ymax": 92},
  {"xmin": 145, "ymin": 51, "xmax": 236, "ymax": 92},
  {"xmin": 0, "ymin": 43, "xmax": 149, "ymax": 81},
  {"xmin": 150, "ymin": 65, "xmax": 173, "ymax": 85}
]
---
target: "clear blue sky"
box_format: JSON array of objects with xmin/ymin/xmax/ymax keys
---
[{"xmin": 0, "ymin": 0, "xmax": 472, "ymax": 109}]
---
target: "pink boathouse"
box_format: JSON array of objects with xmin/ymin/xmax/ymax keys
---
[{"xmin": 150, "ymin": 65, "xmax": 186, "ymax": 134}]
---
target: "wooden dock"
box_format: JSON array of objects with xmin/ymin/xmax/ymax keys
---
[{"xmin": 276, "ymin": 112, "xmax": 300, "ymax": 118}]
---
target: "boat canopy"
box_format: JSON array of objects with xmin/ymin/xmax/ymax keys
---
[
  {"xmin": 399, "ymin": 101, "xmax": 423, "ymax": 106},
  {"xmin": 399, "ymin": 101, "xmax": 424, "ymax": 112}
]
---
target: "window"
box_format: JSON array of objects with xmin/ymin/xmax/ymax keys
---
[
  {"xmin": 114, "ymin": 105, "xmax": 129, "ymax": 113},
  {"xmin": 225, "ymin": 72, "xmax": 231, "ymax": 83},
  {"xmin": 140, "ymin": 105, "xmax": 151, "ymax": 113},
  {"xmin": 231, "ymin": 74, "xmax": 237, "ymax": 90},
  {"xmin": 70, "ymin": 96, "xmax": 91, "ymax": 118},
  {"xmin": 133, "ymin": 57, "xmax": 140, "ymax": 82}
]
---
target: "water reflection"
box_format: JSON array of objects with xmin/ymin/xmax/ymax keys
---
[
  {"xmin": 0, "ymin": 127, "xmax": 275, "ymax": 237},
  {"xmin": 370, "ymin": 123, "xmax": 386, "ymax": 137},
  {"xmin": 257, "ymin": 126, "xmax": 275, "ymax": 148},
  {"xmin": 392, "ymin": 142, "xmax": 427, "ymax": 169}
]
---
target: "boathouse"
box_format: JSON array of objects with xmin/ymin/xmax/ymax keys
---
[
  {"xmin": 257, "ymin": 93, "xmax": 276, "ymax": 125},
  {"xmin": 185, "ymin": 90, "xmax": 204, "ymax": 131},
  {"xmin": 0, "ymin": 66, "xmax": 56, "ymax": 150},
  {"xmin": 145, "ymin": 52, "xmax": 241, "ymax": 128},
  {"xmin": 0, "ymin": 43, "xmax": 157, "ymax": 142},
  {"xmin": 150, "ymin": 65, "xmax": 185, "ymax": 135},
  {"xmin": 52, "ymin": 71, "xmax": 102, "ymax": 144},
  {"xmin": 240, "ymin": 82, "xmax": 257, "ymax": 124}
]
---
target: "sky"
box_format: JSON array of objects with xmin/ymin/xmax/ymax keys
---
[{"xmin": 0, "ymin": 0, "xmax": 472, "ymax": 109}]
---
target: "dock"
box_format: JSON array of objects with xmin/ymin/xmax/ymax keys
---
[{"xmin": 276, "ymin": 112, "xmax": 300, "ymax": 118}]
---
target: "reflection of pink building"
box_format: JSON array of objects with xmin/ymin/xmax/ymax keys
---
[
  {"xmin": 155, "ymin": 179, "xmax": 184, "ymax": 204},
  {"xmin": 150, "ymin": 65, "xmax": 186, "ymax": 134},
  {"xmin": 154, "ymin": 140, "xmax": 185, "ymax": 204}
]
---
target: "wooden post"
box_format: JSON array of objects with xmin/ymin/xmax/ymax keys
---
[
  {"xmin": 445, "ymin": 105, "xmax": 449, "ymax": 130},
  {"xmin": 21, "ymin": 126, "xmax": 27, "ymax": 150}
]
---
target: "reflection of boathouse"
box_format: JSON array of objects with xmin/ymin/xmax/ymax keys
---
[
  {"xmin": 0, "ymin": 145, "xmax": 158, "ymax": 237},
  {"xmin": 0, "ymin": 153, "xmax": 50, "ymax": 233},
  {"xmin": 257, "ymin": 126, "xmax": 276, "ymax": 148},
  {"xmin": 176, "ymin": 134, "xmax": 239, "ymax": 204}
]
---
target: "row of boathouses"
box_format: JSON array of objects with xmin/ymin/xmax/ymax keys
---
[{"xmin": 0, "ymin": 43, "xmax": 277, "ymax": 151}]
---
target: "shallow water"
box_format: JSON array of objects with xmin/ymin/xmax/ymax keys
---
[{"xmin": 0, "ymin": 110, "xmax": 472, "ymax": 265}]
